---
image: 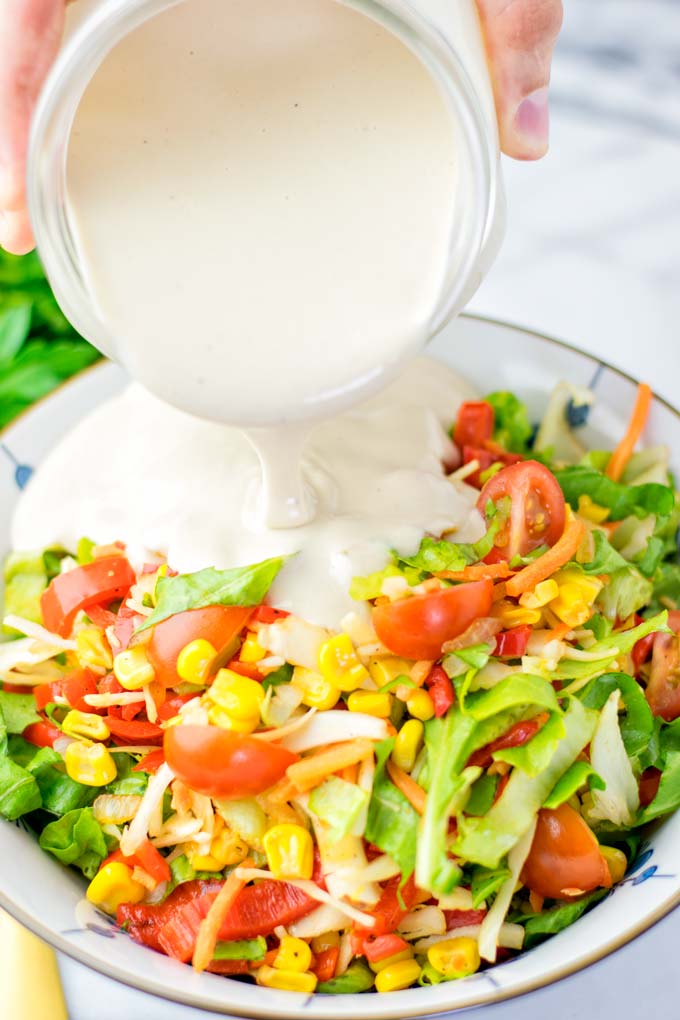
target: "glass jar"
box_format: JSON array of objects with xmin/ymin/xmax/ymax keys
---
[{"xmin": 28, "ymin": 0, "xmax": 504, "ymax": 398}]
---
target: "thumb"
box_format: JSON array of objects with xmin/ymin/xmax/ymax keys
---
[{"xmin": 476, "ymin": 0, "xmax": 563, "ymax": 160}]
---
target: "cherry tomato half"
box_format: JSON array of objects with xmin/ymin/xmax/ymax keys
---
[
  {"xmin": 164, "ymin": 725, "xmax": 298, "ymax": 799},
  {"xmin": 147, "ymin": 605, "xmax": 253, "ymax": 686},
  {"xmin": 372, "ymin": 580, "xmax": 493, "ymax": 660},
  {"xmin": 478, "ymin": 460, "xmax": 566, "ymax": 564},
  {"xmin": 645, "ymin": 632, "xmax": 680, "ymax": 721},
  {"xmin": 521, "ymin": 802, "xmax": 611, "ymax": 900},
  {"xmin": 41, "ymin": 556, "xmax": 136, "ymax": 637},
  {"xmin": 453, "ymin": 401, "xmax": 494, "ymax": 449}
]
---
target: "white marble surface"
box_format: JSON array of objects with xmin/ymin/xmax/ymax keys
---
[{"xmin": 57, "ymin": 1, "xmax": 680, "ymax": 1016}]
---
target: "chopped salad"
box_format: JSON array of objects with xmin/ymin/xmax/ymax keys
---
[{"xmin": 2, "ymin": 379, "xmax": 680, "ymax": 994}]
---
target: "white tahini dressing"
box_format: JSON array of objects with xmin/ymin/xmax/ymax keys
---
[{"xmin": 11, "ymin": 359, "xmax": 483, "ymax": 627}]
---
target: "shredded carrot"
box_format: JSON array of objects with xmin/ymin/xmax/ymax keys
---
[
  {"xmin": 192, "ymin": 857, "xmax": 253, "ymax": 972},
  {"xmin": 529, "ymin": 890, "xmax": 544, "ymax": 913},
  {"xmin": 505, "ymin": 510, "xmax": 585, "ymax": 598},
  {"xmin": 492, "ymin": 582, "xmax": 507, "ymax": 602},
  {"xmin": 546, "ymin": 621, "xmax": 572, "ymax": 641},
  {"xmin": 264, "ymin": 777, "xmax": 298, "ymax": 803},
  {"xmin": 286, "ymin": 739, "xmax": 374, "ymax": 793},
  {"xmin": 386, "ymin": 759, "xmax": 426, "ymax": 814},
  {"xmin": 604, "ymin": 520, "xmax": 622, "ymax": 536},
  {"xmin": 606, "ymin": 382, "xmax": 652, "ymax": 482},
  {"xmin": 436, "ymin": 562, "xmax": 513, "ymax": 582},
  {"xmin": 339, "ymin": 763, "xmax": 359, "ymax": 784}
]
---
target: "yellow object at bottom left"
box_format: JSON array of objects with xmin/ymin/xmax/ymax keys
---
[{"xmin": 0, "ymin": 910, "xmax": 68, "ymax": 1020}]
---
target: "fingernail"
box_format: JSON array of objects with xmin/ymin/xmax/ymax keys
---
[{"xmin": 514, "ymin": 87, "xmax": 550, "ymax": 151}]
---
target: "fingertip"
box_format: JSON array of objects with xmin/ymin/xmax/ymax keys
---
[
  {"xmin": 0, "ymin": 208, "xmax": 35, "ymax": 255},
  {"xmin": 501, "ymin": 86, "xmax": 550, "ymax": 161},
  {"xmin": 0, "ymin": 163, "xmax": 27, "ymax": 211}
]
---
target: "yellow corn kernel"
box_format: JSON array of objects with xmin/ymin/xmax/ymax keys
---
[
  {"xmin": 549, "ymin": 569, "xmax": 604, "ymax": 628},
  {"xmin": 273, "ymin": 936, "xmax": 313, "ymax": 973},
  {"xmin": 406, "ymin": 689, "xmax": 435, "ymax": 721},
  {"xmin": 318, "ymin": 634, "xmax": 369, "ymax": 693},
  {"xmin": 374, "ymin": 959, "xmax": 422, "ymax": 993},
  {"xmin": 65, "ymin": 740, "xmax": 117, "ymax": 786},
  {"xmin": 495, "ymin": 603, "xmax": 543, "ymax": 628},
  {"xmin": 369, "ymin": 948, "xmax": 414, "ymax": 974},
  {"xmin": 207, "ymin": 704, "xmax": 260, "ymax": 734},
  {"xmin": 62, "ymin": 710, "xmax": 110, "ymax": 742},
  {"xmin": 263, "ymin": 823, "xmax": 314, "ymax": 880},
  {"xmin": 86, "ymin": 862, "xmax": 145, "ymax": 915},
  {"xmin": 177, "ymin": 638, "xmax": 217, "ymax": 685},
  {"xmin": 368, "ymin": 657, "xmax": 412, "ymax": 688},
  {"xmin": 518, "ymin": 578, "xmax": 560, "ymax": 610},
  {"xmin": 391, "ymin": 719, "xmax": 424, "ymax": 773},
  {"xmin": 577, "ymin": 494, "xmax": 610, "ymax": 524},
  {"xmin": 292, "ymin": 667, "xmax": 340, "ymax": 711},
  {"xmin": 76, "ymin": 626, "xmax": 113, "ymax": 672},
  {"xmin": 255, "ymin": 965, "xmax": 318, "ymax": 993},
  {"xmin": 600, "ymin": 845, "xmax": 627, "ymax": 884},
  {"xmin": 347, "ymin": 690, "xmax": 391, "ymax": 718},
  {"xmin": 113, "ymin": 645, "xmax": 155, "ymax": 690},
  {"xmin": 210, "ymin": 827, "xmax": 249, "ymax": 868},
  {"xmin": 427, "ymin": 936, "xmax": 480, "ymax": 978},
  {"xmin": 240, "ymin": 633, "xmax": 267, "ymax": 663},
  {"xmin": 188, "ymin": 850, "xmax": 222, "ymax": 871},
  {"xmin": 209, "ymin": 669, "xmax": 265, "ymax": 720}
]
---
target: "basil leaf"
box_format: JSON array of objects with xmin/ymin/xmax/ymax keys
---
[
  {"xmin": 136, "ymin": 556, "xmax": 290, "ymax": 632},
  {"xmin": 554, "ymin": 466, "xmax": 674, "ymax": 521},
  {"xmin": 484, "ymin": 391, "xmax": 533, "ymax": 454}
]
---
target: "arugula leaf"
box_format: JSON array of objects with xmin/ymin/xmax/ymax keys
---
[
  {"xmin": 554, "ymin": 466, "xmax": 674, "ymax": 521},
  {"xmin": 136, "ymin": 556, "xmax": 289, "ymax": 632},
  {"xmin": 522, "ymin": 889, "xmax": 607, "ymax": 948},
  {"xmin": 0, "ymin": 692, "xmax": 41, "ymax": 735},
  {"xmin": 309, "ymin": 776, "xmax": 369, "ymax": 840},
  {"xmin": 543, "ymin": 761, "xmax": 605, "ymax": 810},
  {"xmin": 0, "ymin": 304, "xmax": 32, "ymax": 363},
  {"xmin": 485, "ymin": 391, "xmax": 533, "ymax": 454},
  {"xmin": 39, "ymin": 807, "xmax": 108, "ymax": 879},
  {"xmin": 365, "ymin": 740, "xmax": 419, "ymax": 880},
  {"xmin": 579, "ymin": 531, "xmax": 629, "ymax": 575}
]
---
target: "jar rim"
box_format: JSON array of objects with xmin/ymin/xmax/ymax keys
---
[{"xmin": 28, "ymin": 0, "xmax": 498, "ymax": 353}]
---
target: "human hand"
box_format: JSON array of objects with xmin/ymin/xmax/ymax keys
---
[
  {"xmin": 477, "ymin": 0, "xmax": 563, "ymax": 159},
  {"xmin": 0, "ymin": 0, "xmax": 65, "ymax": 255}
]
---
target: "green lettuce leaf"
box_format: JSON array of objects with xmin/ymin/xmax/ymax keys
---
[
  {"xmin": 485, "ymin": 391, "xmax": 533, "ymax": 454},
  {"xmin": 522, "ymin": 889, "xmax": 607, "ymax": 948},
  {"xmin": 578, "ymin": 531, "xmax": 629, "ymax": 575},
  {"xmin": 554, "ymin": 466, "xmax": 674, "ymax": 521},
  {"xmin": 470, "ymin": 865, "xmax": 511, "ymax": 908},
  {"xmin": 555, "ymin": 612, "xmax": 668, "ymax": 684},
  {"xmin": 38, "ymin": 807, "xmax": 108, "ymax": 878},
  {"xmin": 136, "ymin": 556, "xmax": 289, "ymax": 632},
  {"xmin": 637, "ymin": 719, "xmax": 680, "ymax": 824},
  {"xmin": 415, "ymin": 711, "xmax": 480, "ymax": 894},
  {"xmin": 453, "ymin": 698, "xmax": 598, "ymax": 868},
  {"xmin": 578, "ymin": 672, "xmax": 654, "ymax": 763},
  {"xmin": 309, "ymin": 776, "xmax": 369, "ymax": 840},
  {"xmin": 349, "ymin": 563, "xmax": 420, "ymax": 601},
  {"xmin": 543, "ymin": 761, "xmax": 605, "ymax": 810},
  {"xmin": 0, "ymin": 756, "xmax": 41, "ymax": 819},
  {"xmin": 0, "ymin": 692, "xmax": 41, "ymax": 735},
  {"xmin": 28, "ymin": 747, "xmax": 98, "ymax": 815},
  {"xmin": 465, "ymin": 674, "xmax": 560, "ymax": 721},
  {"xmin": 465, "ymin": 773, "xmax": 498, "ymax": 817},
  {"xmin": 365, "ymin": 740, "xmax": 419, "ymax": 880}
]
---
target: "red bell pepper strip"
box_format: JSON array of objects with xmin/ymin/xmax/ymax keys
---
[
  {"xmin": 361, "ymin": 933, "xmax": 410, "ymax": 963},
  {"xmin": 41, "ymin": 556, "xmax": 137, "ymax": 637},
  {"xmin": 494, "ymin": 625, "xmax": 532, "ymax": 658},
  {"xmin": 133, "ymin": 749, "xmax": 166, "ymax": 773},
  {"xmin": 251, "ymin": 606, "xmax": 289, "ymax": 624},
  {"xmin": 467, "ymin": 715, "xmax": 547, "ymax": 769},
  {"xmin": 206, "ymin": 959, "xmax": 251, "ymax": 975},
  {"xmin": 106, "ymin": 716, "xmax": 164, "ymax": 744},
  {"xmin": 34, "ymin": 670, "xmax": 99, "ymax": 714},
  {"xmin": 425, "ymin": 665, "xmax": 455, "ymax": 718},
  {"xmin": 454, "ymin": 401, "xmax": 495, "ymax": 449},
  {"xmin": 103, "ymin": 839, "xmax": 171, "ymax": 886},
  {"xmin": 23, "ymin": 720, "xmax": 61, "ymax": 748},
  {"xmin": 313, "ymin": 947, "xmax": 339, "ymax": 983},
  {"xmin": 353, "ymin": 875, "xmax": 419, "ymax": 938},
  {"xmin": 443, "ymin": 908, "xmax": 487, "ymax": 929},
  {"xmin": 227, "ymin": 659, "xmax": 264, "ymax": 681}
]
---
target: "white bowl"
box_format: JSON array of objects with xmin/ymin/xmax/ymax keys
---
[{"xmin": 2, "ymin": 314, "xmax": 679, "ymax": 1018}]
